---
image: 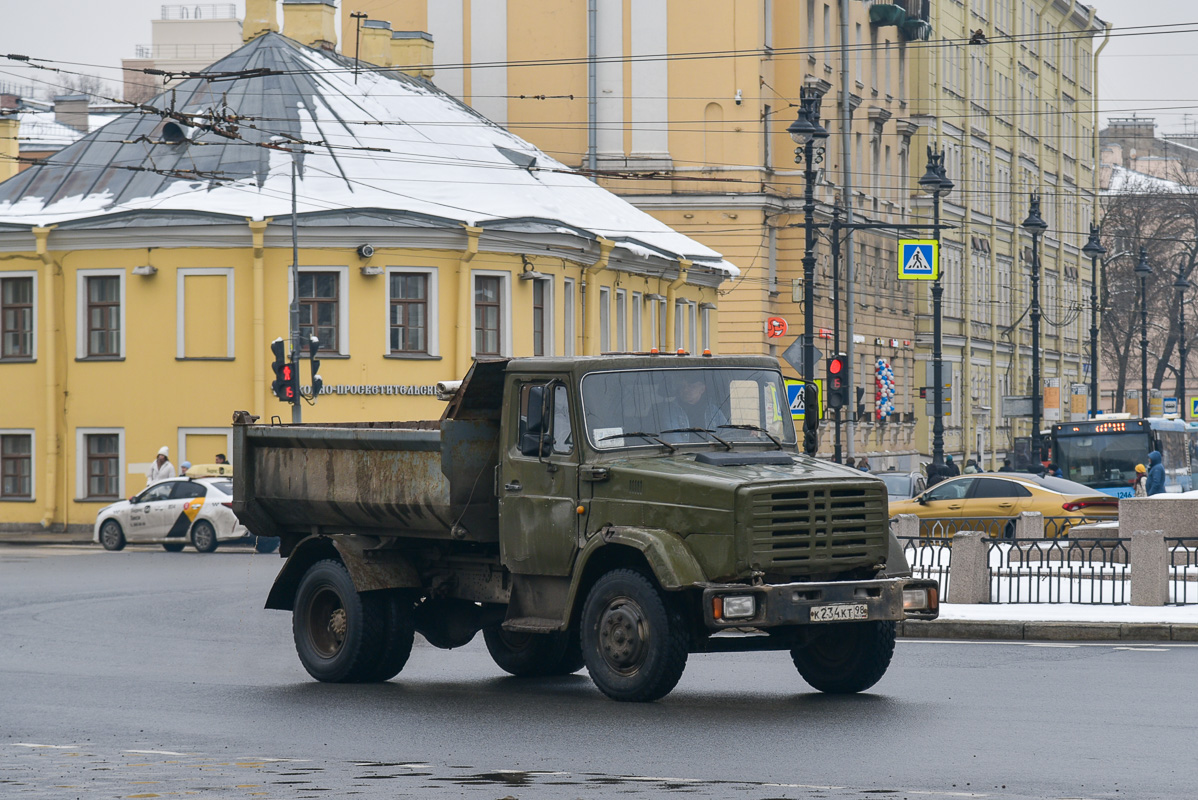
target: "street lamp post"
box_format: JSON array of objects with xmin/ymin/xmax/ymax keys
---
[
  {"xmin": 1136, "ymin": 247, "xmax": 1152, "ymax": 416},
  {"xmin": 1082, "ymin": 225, "xmax": 1106, "ymax": 419},
  {"xmin": 788, "ymin": 89, "xmax": 829, "ymax": 457},
  {"xmin": 918, "ymin": 146, "xmax": 953, "ymax": 470},
  {"xmin": 1022, "ymin": 195, "xmax": 1048, "ymax": 466},
  {"xmin": 1175, "ymin": 262, "xmax": 1189, "ymax": 418}
]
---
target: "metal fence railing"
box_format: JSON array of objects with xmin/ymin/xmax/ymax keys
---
[
  {"xmin": 1166, "ymin": 538, "xmax": 1198, "ymax": 605},
  {"xmin": 899, "ymin": 536, "xmax": 952, "ymax": 600},
  {"xmin": 987, "ymin": 538, "xmax": 1130, "ymax": 604},
  {"xmin": 896, "ymin": 515, "xmax": 1109, "ymax": 541}
]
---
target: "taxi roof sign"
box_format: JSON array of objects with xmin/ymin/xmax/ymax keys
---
[
  {"xmin": 898, "ymin": 240, "xmax": 939, "ymax": 281},
  {"xmin": 185, "ymin": 463, "xmax": 234, "ymax": 478}
]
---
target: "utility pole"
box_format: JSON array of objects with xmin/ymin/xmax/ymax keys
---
[{"xmin": 289, "ymin": 139, "xmax": 302, "ymax": 424}]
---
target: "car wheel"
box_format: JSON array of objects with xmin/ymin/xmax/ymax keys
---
[
  {"xmin": 292, "ymin": 559, "xmax": 389, "ymax": 683},
  {"xmin": 191, "ymin": 520, "xmax": 218, "ymax": 553},
  {"xmin": 791, "ymin": 621, "xmax": 897, "ymax": 694},
  {"xmin": 99, "ymin": 519, "xmax": 125, "ymax": 551},
  {"xmin": 254, "ymin": 536, "xmax": 280, "ymax": 554},
  {"xmin": 162, "ymin": 542, "xmax": 185, "ymax": 552},
  {"xmin": 580, "ymin": 569, "xmax": 689, "ymax": 702}
]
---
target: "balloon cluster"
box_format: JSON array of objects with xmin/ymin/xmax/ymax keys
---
[{"xmin": 875, "ymin": 358, "xmax": 896, "ymax": 420}]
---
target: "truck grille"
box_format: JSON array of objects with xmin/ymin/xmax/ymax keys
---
[{"xmin": 745, "ymin": 482, "xmax": 888, "ymax": 578}]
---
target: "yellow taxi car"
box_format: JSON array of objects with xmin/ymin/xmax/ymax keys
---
[{"xmin": 888, "ymin": 472, "xmax": 1120, "ymax": 538}]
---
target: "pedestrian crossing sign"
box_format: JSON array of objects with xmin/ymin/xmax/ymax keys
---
[
  {"xmin": 1191, "ymin": 397, "xmax": 1198, "ymax": 419},
  {"xmin": 898, "ymin": 239, "xmax": 939, "ymax": 281},
  {"xmin": 785, "ymin": 378, "xmax": 822, "ymax": 420}
]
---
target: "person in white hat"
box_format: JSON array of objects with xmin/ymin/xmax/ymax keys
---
[{"xmin": 146, "ymin": 446, "xmax": 176, "ymax": 486}]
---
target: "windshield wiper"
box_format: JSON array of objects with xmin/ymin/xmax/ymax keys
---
[
  {"xmin": 660, "ymin": 427, "xmax": 733, "ymax": 450},
  {"xmin": 717, "ymin": 424, "xmax": 785, "ymax": 450},
  {"xmin": 597, "ymin": 431, "xmax": 676, "ymax": 453}
]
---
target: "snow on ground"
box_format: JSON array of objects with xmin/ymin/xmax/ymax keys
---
[{"xmin": 937, "ymin": 602, "xmax": 1198, "ymax": 624}]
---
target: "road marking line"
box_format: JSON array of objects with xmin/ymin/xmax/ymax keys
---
[
  {"xmin": 13, "ymin": 743, "xmax": 80, "ymax": 749},
  {"xmin": 1114, "ymin": 646, "xmax": 1169, "ymax": 652},
  {"xmin": 902, "ymin": 639, "xmax": 1198, "ymax": 649},
  {"xmin": 124, "ymin": 750, "xmax": 189, "ymax": 756}
]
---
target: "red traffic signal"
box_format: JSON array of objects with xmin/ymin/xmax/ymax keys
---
[
  {"xmin": 828, "ymin": 356, "xmax": 845, "ymax": 375},
  {"xmin": 826, "ymin": 354, "xmax": 848, "ymax": 408}
]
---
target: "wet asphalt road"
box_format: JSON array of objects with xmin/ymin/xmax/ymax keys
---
[{"xmin": 1, "ymin": 545, "xmax": 1196, "ymax": 800}]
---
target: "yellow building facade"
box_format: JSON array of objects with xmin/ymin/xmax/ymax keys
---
[
  {"xmin": 355, "ymin": 0, "xmax": 929, "ymax": 466},
  {"xmin": 0, "ymin": 6, "xmax": 727, "ymax": 529},
  {"xmin": 907, "ymin": 0, "xmax": 1106, "ymax": 467}
]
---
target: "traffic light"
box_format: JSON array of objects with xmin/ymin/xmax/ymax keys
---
[
  {"xmin": 826, "ymin": 353, "xmax": 848, "ymax": 409},
  {"xmin": 270, "ymin": 338, "xmax": 298, "ymax": 403},
  {"xmin": 307, "ymin": 335, "xmax": 323, "ymax": 399}
]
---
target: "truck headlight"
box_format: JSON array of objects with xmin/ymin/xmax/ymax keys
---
[
  {"xmin": 903, "ymin": 588, "xmax": 930, "ymax": 611},
  {"xmin": 721, "ymin": 595, "xmax": 755, "ymax": 619}
]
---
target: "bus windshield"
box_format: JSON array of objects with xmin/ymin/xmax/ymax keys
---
[{"xmin": 1054, "ymin": 432, "xmax": 1150, "ymax": 490}]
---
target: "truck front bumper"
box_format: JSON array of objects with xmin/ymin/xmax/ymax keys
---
[{"xmin": 700, "ymin": 577, "xmax": 939, "ymax": 630}]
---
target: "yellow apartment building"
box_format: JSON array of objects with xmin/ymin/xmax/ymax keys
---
[
  {"xmin": 907, "ymin": 0, "xmax": 1107, "ymax": 467},
  {"xmin": 0, "ymin": 1, "xmax": 729, "ymax": 529},
  {"xmin": 353, "ymin": 0, "xmax": 929, "ymax": 467}
]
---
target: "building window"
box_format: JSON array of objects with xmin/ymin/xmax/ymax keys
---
[
  {"xmin": 0, "ymin": 433, "xmax": 32, "ymax": 499},
  {"xmin": 298, "ymin": 272, "xmax": 339, "ymax": 353},
  {"xmin": 563, "ymin": 278, "xmax": 576, "ymax": 356},
  {"xmin": 532, "ymin": 279, "xmax": 549, "ymax": 357},
  {"xmin": 86, "ymin": 276, "xmax": 121, "ymax": 357},
  {"xmin": 631, "ymin": 292, "xmax": 643, "ymax": 351},
  {"xmin": 86, "ymin": 433, "xmax": 120, "ymax": 500},
  {"xmin": 390, "ymin": 273, "xmax": 428, "ymax": 354},
  {"xmin": 701, "ymin": 305, "xmax": 712, "ymax": 352},
  {"xmin": 599, "ymin": 287, "xmax": 611, "ymax": 353},
  {"xmin": 1, "ymin": 275, "xmax": 33, "ymax": 359},
  {"xmin": 475, "ymin": 275, "xmax": 502, "ymax": 356},
  {"xmin": 615, "ymin": 289, "xmax": 627, "ymax": 351}
]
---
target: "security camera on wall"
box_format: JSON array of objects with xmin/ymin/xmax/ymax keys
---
[{"xmin": 357, "ymin": 244, "xmax": 375, "ymax": 258}]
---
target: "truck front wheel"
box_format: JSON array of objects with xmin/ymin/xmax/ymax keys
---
[
  {"xmin": 790, "ymin": 621, "xmax": 897, "ymax": 694},
  {"xmin": 483, "ymin": 626, "xmax": 584, "ymax": 677},
  {"xmin": 293, "ymin": 559, "xmax": 388, "ymax": 683},
  {"xmin": 580, "ymin": 569, "xmax": 689, "ymax": 702}
]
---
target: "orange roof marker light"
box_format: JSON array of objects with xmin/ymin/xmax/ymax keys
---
[
  {"xmin": 676, "ymin": 349, "xmax": 688, "ymax": 355},
  {"xmin": 702, "ymin": 349, "xmax": 712, "ymax": 357},
  {"xmin": 650, "ymin": 347, "xmax": 660, "ymax": 354}
]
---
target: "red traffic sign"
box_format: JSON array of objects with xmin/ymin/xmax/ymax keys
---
[{"xmin": 765, "ymin": 317, "xmax": 789, "ymax": 338}]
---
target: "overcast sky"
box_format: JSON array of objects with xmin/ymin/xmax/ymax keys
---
[{"xmin": 0, "ymin": 0, "xmax": 1195, "ymax": 132}]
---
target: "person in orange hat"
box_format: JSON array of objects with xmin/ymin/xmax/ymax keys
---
[{"xmin": 1133, "ymin": 463, "xmax": 1148, "ymax": 497}]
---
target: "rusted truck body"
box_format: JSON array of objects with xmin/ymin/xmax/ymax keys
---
[{"xmin": 234, "ymin": 355, "xmax": 938, "ymax": 702}]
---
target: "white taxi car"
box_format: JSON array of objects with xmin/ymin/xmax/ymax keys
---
[{"xmin": 93, "ymin": 476, "xmax": 269, "ymax": 553}]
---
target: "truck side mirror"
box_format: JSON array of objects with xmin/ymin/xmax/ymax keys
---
[{"xmin": 519, "ymin": 385, "xmax": 553, "ymax": 457}]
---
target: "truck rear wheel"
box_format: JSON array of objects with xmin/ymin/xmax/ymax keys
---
[
  {"xmin": 580, "ymin": 569, "xmax": 689, "ymax": 702},
  {"xmin": 790, "ymin": 621, "xmax": 896, "ymax": 694},
  {"xmin": 483, "ymin": 626, "xmax": 583, "ymax": 677},
  {"xmin": 364, "ymin": 590, "xmax": 416, "ymax": 682},
  {"xmin": 293, "ymin": 559, "xmax": 388, "ymax": 683}
]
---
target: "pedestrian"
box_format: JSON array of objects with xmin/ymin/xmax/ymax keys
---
[
  {"xmin": 844, "ymin": 457, "xmax": 856, "ymax": 469},
  {"xmin": 963, "ymin": 459, "xmax": 979, "ymax": 474},
  {"xmin": 857, "ymin": 457, "xmax": 870, "ymax": 472},
  {"xmin": 146, "ymin": 446, "xmax": 175, "ymax": 486},
  {"xmin": 944, "ymin": 455, "xmax": 960, "ymax": 477},
  {"xmin": 1146, "ymin": 450, "xmax": 1166, "ymax": 496},
  {"xmin": 998, "ymin": 457, "xmax": 1013, "ymax": 472},
  {"xmin": 1048, "ymin": 462, "xmax": 1063, "ymax": 478},
  {"xmin": 180, "ymin": 461, "xmax": 191, "ymax": 476},
  {"xmin": 215, "ymin": 453, "xmax": 228, "ymax": 464},
  {"xmin": 925, "ymin": 461, "xmax": 944, "ymax": 488},
  {"xmin": 1133, "ymin": 464, "xmax": 1148, "ymax": 497}
]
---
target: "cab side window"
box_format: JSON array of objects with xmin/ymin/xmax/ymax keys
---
[
  {"xmin": 138, "ymin": 483, "xmax": 174, "ymax": 503},
  {"xmin": 971, "ymin": 478, "xmax": 1031, "ymax": 499},
  {"xmin": 517, "ymin": 382, "xmax": 573, "ymax": 457},
  {"xmin": 171, "ymin": 482, "xmax": 207, "ymax": 500},
  {"xmin": 925, "ymin": 478, "xmax": 974, "ymax": 502}
]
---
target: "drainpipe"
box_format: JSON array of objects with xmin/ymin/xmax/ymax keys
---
[
  {"xmin": 664, "ymin": 262, "xmax": 690, "ymax": 352},
  {"xmin": 33, "ymin": 226, "xmax": 59, "ymax": 529},
  {"xmin": 583, "ymin": 237, "xmax": 615, "ymax": 355},
  {"xmin": 248, "ymin": 218, "xmax": 270, "ymax": 420},
  {"xmin": 840, "ymin": 0, "xmax": 856, "ymax": 460},
  {"xmin": 587, "ymin": 0, "xmax": 598, "ymax": 179},
  {"xmin": 457, "ymin": 225, "xmax": 482, "ymax": 374}
]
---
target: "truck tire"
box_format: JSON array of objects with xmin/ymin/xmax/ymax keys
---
[
  {"xmin": 254, "ymin": 536, "xmax": 280, "ymax": 554},
  {"xmin": 162, "ymin": 542, "xmax": 185, "ymax": 552},
  {"xmin": 790, "ymin": 621, "xmax": 897, "ymax": 694},
  {"xmin": 364, "ymin": 590, "xmax": 416, "ymax": 682},
  {"xmin": 483, "ymin": 626, "xmax": 583, "ymax": 677},
  {"xmin": 292, "ymin": 559, "xmax": 388, "ymax": 683},
  {"xmin": 580, "ymin": 569, "xmax": 689, "ymax": 702}
]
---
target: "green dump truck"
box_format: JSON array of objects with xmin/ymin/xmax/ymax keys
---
[{"xmin": 233, "ymin": 355, "xmax": 938, "ymax": 702}]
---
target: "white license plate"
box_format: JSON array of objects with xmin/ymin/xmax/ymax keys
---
[{"xmin": 810, "ymin": 603, "xmax": 869, "ymax": 622}]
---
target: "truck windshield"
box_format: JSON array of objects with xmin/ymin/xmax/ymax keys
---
[{"xmin": 580, "ymin": 368, "xmax": 795, "ymax": 450}]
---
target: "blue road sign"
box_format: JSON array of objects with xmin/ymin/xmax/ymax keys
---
[{"xmin": 898, "ymin": 239, "xmax": 939, "ymax": 281}]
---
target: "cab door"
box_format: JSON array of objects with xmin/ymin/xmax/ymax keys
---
[
  {"xmin": 126, "ymin": 481, "xmax": 176, "ymax": 541},
  {"xmin": 967, "ymin": 477, "xmax": 1033, "ymax": 536},
  {"xmin": 917, "ymin": 477, "xmax": 976, "ymax": 537},
  {"xmin": 498, "ymin": 380, "xmax": 580, "ymax": 576},
  {"xmin": 166, "ymin": 481, "xmax": 209, "ymax": 541}
]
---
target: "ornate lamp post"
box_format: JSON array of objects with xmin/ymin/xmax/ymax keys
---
[
  {"xmin": 1082, "ymin": 225, "xmax": 1106, "ymax": 419},
  {"xmin": 1136, "ymin": 247, "xmax": 1152, "ymax": 415},
  {"xmin": 1175, "ymin": 262, "xmax": 1189, "ymax": 418},
  {"xmin": 1022, "ymin": 195, "xmax": 1048, "ymax": 465},
  {"xmin": 918, "ymin": 146, "xmax": 953, "ymax": 470},
  {"xmin": 788, "ymin": 89, "xmax": 830, "ymax": 457}
]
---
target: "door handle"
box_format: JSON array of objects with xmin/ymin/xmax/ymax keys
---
[
  {"xmin": 948, "ymin": 504, "xmax": 962, "ymax": 510},
  {"xmin": 504, "ymin": 482, "xmax": 522, "ymax": 492},
  {"xmin": 998, "ymin": 502, "xmax": 1014, "ymax": 508}
]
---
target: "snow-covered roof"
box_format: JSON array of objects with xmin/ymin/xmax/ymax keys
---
[
  {"xmin": 1104, "ymin": 164, "xmax": 1195, "ymax": 196},
  {"xmin": 0, "ymin": 34, "xmax": 735, "ymax": 276},
  {"xmin": 15, "ymin": 110, "xmax": 120, "ymax": 151}
]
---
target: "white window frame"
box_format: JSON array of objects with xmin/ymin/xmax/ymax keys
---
[
  {"xmin": 0, "ymin": 270, "xmax": 37, "ymax": 361},
  {"xmin": 384, "ymin": 266, "xmax": 439, "ymax": 357},
  {"xmin": 470, "ymin": 269, "xmax": 512, "ymax": 357},
  {"xmin": 287, "ymin": 266, "xmax": 350, "ymax": 356},
  {"xmin": 0, "ymin": 429, "xmax": 35, "ymax": 502},
  {"xmin": 75, "ymin": 427, "xmax": 125, "ymax": 502},
  {"xmin": 615, "ymin": 288, "xmax": 627, "ymax": 351},
  {"xmin": 701, "ymin": 304, "xmax": 713, "ymax": 352},
  {"xmin": 649, "ymin": 298, "xmax": 660, "ymax": 349},
  {"xmin": 177, "ymin": 427, "xmax": 233, "ymax": 467},
  {"xmin": 77, "ymin": 269, "xmax": 126, "ymax": 359},
  {"xmin": 176, "ymin": 267, "xmax": 235, "ymax": 359},
  {"xmin": 631, "ymin": 291, "xmax": 643, "ymax": 351},
  {"xmin": 598, "ymin": 286, "xmax": 611, "ymax": 353},
  {"xmin": 562, "ymin": 277, "xmax": 576, "ymax": 356},
  {"xmin": 532, "ymin": 275, "xmax": 554, "ymax": 357}
]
